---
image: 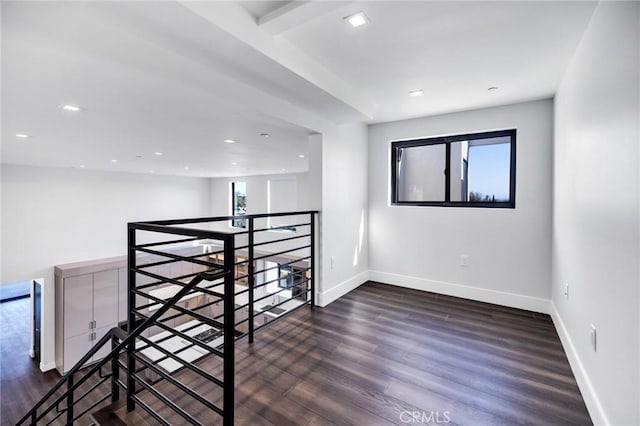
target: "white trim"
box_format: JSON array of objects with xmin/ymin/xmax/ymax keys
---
[
  {"xmin": 549, "ymin": 302, "xmax": 608, "ymax": 426},
  {"xmin": 368, "ymin": 270, "xmax": 550, "ymax": 314},
  {"xmin": 40, "ymin": 361, "xmax": 56, "ymax": 372},
  {"xmin": 316, "ymin": 270, "xmax": 369, "ymax": 307}
]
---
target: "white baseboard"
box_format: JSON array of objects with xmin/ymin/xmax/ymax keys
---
[
  {"xmin": 40, "ymin": 361, "xmax": 56, "ymax": 372},
  {"xmin": 549, "ymin": 302, "xmax": 608, "ymax": 425},
  {"xmin": 317, "ymin": 270, "xmax": 369, "ymax": 307},
  {"xmin": 368, "ymin": 270, "xmax": 550, "ymax": 314}
]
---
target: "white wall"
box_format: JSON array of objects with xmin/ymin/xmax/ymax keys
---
[
  {"xmin": 552, "ymin": 3, "xmax": 640, "ymax": 425},
  {"xmin": 368, "ymin": 99, "xmax": 553, "ymax": 313},
  {"xmin": 318, "ymin": 122, "xmax": 369, "ymax": 305},
  {"xmin": 1, "ymin": 164, "xmax": 211, "ymax": 370},
  {"xmin": 209, "ymin": 172, "xmax": 311, "ymax": 217}
]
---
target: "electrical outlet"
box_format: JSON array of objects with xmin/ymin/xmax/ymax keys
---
[
  {"xmin": 330, "ymin": 256, "xmax": 335, "ymax": 270},
  {"xmin": 460, "ymin": 255, "xmax": 469, "ymax": 267},
  {"xmin": 564, "ymin": 283, "xmax": 569, "ymax": 300},
  {"xmin": 590, "ymin": 325, "xmax": 597, "ymax": 352}
]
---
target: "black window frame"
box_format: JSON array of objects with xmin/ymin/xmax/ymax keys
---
[{"xmin": 390, "ymin": 129, "xmax": 516, "ymax": 208}]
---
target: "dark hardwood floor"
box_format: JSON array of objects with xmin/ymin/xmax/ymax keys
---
[{"xmin": 1, "ymin": 282, "xmax": 592, "ymax": 425}]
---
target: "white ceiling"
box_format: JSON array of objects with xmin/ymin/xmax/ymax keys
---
[{"xmin": 1, "ymin": 1, "xmax": 597, "ymax": 177}]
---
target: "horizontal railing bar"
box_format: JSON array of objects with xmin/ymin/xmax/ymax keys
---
[
  {"xmin": 134, "ymin": 275, "xmax": 223, "ymax": 296},
  {"xmin": 72, "ymin": 375, "xmax": 110, "ymax": 407},
  {"xmin": 130, "ymin": 221, "xmax": 234, "ymax": 239},
  {"xmin": 134, "ymin": 237, "xmax": 200, "ymax": 249},
  {"xmin": 136, "ymin": 252, "xmax": 213, "ymax": 269},
  {"xmin": 251, "ymin": 245, "xmax": 311, "ymax": 263},
  {"xmin": 140, "ymin": 210, "xmax": 317, "ymax": 226},
  {"xmin": 251, "ymin": 270, "xmax": 310, "ymax": 291},
  {"xmin": 135, "ymin": 247, "xmax": 224, "ymax": 269},
  {"xmin": 134, "ymin": 298, "xmax": 224, "ymax": 328},
  {"xmin": 253, "ymin": 222, "xmax": 310, "ymax": 233},
  {"xmin": 135, "ymin": 330, "xmax": 214, "ymax": 362},
  {"xmin": 253, "ymin": 280, "xmax": 309, "ymax": 306},
  {"xmin": 134, "ymin": 336, "xmax": 225, "ymax": 388},
  {"xmin": 131, "ymin": 394, "xmax": 170, "ymax": 426},
  {"xmin": 252, "ymin": 258, "xmax": 310, "ymax": 276},
  {"xmin": 234, "ymin": 273, "xmax": 250, "ymax": 282},
  {"xmin": 72, "ymin": 391, "xmax": 111, "ymax": 422},
  {"xmin": 44, "ymin": 408, "xmax": 65, "ymax": 426},
  {"xmin": 132, "ymin": 353, "xmax": 224, "ymax": 417},
  {"xmin": 132, "ymin": 313, "xmax": 225, "ymax": 357},
  {"xmin": 135, "ymin": 292, "xmax": 218, "ymax": 316},
  {"xmin": 130, "ymin": 372, "xmax": 205, "ymax": 426},
  {"xmin": 252, "ymin": 233, "xmax": 310, "ymax": 248},
  {"xmin": 132, "ymin": 270, "xmax": 225, "ymax": 299},
  {"xmin": 132, "ymin": 291, "xmax": 225, "ymax": 331}
]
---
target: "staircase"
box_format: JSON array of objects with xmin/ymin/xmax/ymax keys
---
[{"xmin": 16, "ymin": 211, "xmax": 317, "ymax": 425}]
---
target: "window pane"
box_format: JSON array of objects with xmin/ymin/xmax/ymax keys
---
[
  {"xmin": 397, "ymin": 144, "xmax": 446, "ymax": 202},
  {"xmin": 449, "ymin": 141, "xmax": 469, "ymax": 202},
  {"xmin": 467, "ymin": 137, "xmax": 511, "ymax": 203},
  {"xmin": 232, "ymin": 181, "xmax": 247, "ymax": 228}
]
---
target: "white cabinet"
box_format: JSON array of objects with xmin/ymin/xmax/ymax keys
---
[{"xmin": 55, "ymin": 261, "xmax": 123, "ymax": 375}]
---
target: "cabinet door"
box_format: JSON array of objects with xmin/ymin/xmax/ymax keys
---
[
  {"xmin": 92, "ymin": 325, "xmax": 114, "ymax": 362},
  {"xmin": 63, "ymin": 332, "xmax": 93, "ymax": 373},
  {"xmin": 93, "ymin": 270, "xmax": 119, "ymax": 329},
  {"xmin": 64, "ymin": 274, "xmax": 94, "ymax": 339}
]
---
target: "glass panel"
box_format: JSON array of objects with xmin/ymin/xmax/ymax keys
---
[
  {"xmin": 397, "ymin": 144, "xmax": 446, "ymax": 202},
  {"xmin": 467, "ymin": 137, "xmax": 511, "ymax": 203},
  {"xmin": 232, "ymin": 181, "xmax": 247, "ymax": 228},
  {"xmin": 449, "ymin": 141, "xmax": 469, "ymax": 202}
]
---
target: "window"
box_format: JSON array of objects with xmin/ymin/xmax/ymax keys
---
[
  {"xmin": 231, "ymin": 181, "xmax": 247, "ymax": 228},
  {"xmin": 391, "ymin": 129, "xmax": 516, "ymax": 208}
]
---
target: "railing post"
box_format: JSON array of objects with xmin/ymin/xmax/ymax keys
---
[
  {"xmin": 223, "ymin": 234, "xmax": 235, "ymax": 426},
  {"xmin": 126, "ymin": 224, "xmax": 136, "ymax": 412},
  {"xmin": 111, "ymin": 334, "xmax": 120, "ymax": 403},
  {"xmin": 310, "ymin": 213, "xmax": 316, "ymax": 309},
  {"xmin": 66, "ymin": 372, "xmax": 74, "ymax": 424},
  {"xmin": 248, "ymin": 217, "xmax": 255, "ymax": 343}
]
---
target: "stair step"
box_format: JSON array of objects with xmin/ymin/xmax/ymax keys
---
[
  {"xmin": 90, "ymin": 401, "xmax": 152, "ymax": 426},
  {"xmin": 90, "ymin": 403, "xmax": 127, "ymax": 426}
]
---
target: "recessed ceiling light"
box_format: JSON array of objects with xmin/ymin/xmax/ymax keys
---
[
  {"xmin": 61, "ymin": 104, "xmax": 83, "ymax": 112},
  {"xmin": 149, "ymin": 170, "xmax": 155, "ymax": 174},
  {"xmin": 224, "ymin": 139, "xmax": 236, "ymax": 144},
  {"xmin": 260, "ymin": 133, "xmax": 270, "ymax": 138},
  {"xmin": 281, "ymin": 168, "xmax": 287, "ymax": 171},
  {"xmin": 345, "ymin": 11, "xmax": 369, "ymax": 28},
  {"xmin": 15, "ymin": 133, "xmax": 31, "ymax": 139},
  {"xmin": 408, "ymin": 89, "xmax": 424, "ymax": 97},
  {"xmin": 184, "ymin": 166, "xmax": 190, "ymax": 170},
  {"xmin": 111, "ymin": 159, "xmax": 118, "ymax": 163},
  {"xmin": 78, "ymin": 164, "xmax": 86, "ymax": 168},
  {"xmin": 154, "ymin": 152, "xmax": 163, "ymax": 156},
  {"xmin": 299, "ymin": 154, "xmax": 305, "ymax": 158},
  {"xmin": 231, "ymin": 162, "xmax": 238, "ymax": 166},
  {"xmin": 488, "ymin": 86, "xmax": 499, "ymax": 91}
]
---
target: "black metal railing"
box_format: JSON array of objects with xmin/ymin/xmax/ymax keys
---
[
  {"xmin": 17, "ymin": 210, "xmax": 318, "ymax": 425},
  {"xmin": 15, "ymin": 269, "xmax": 229, "ymax": 425}
]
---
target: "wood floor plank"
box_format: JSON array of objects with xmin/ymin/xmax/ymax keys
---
[{"xmin": 1, "ymin": 282, "xmax": 592, "ymax": 425}]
